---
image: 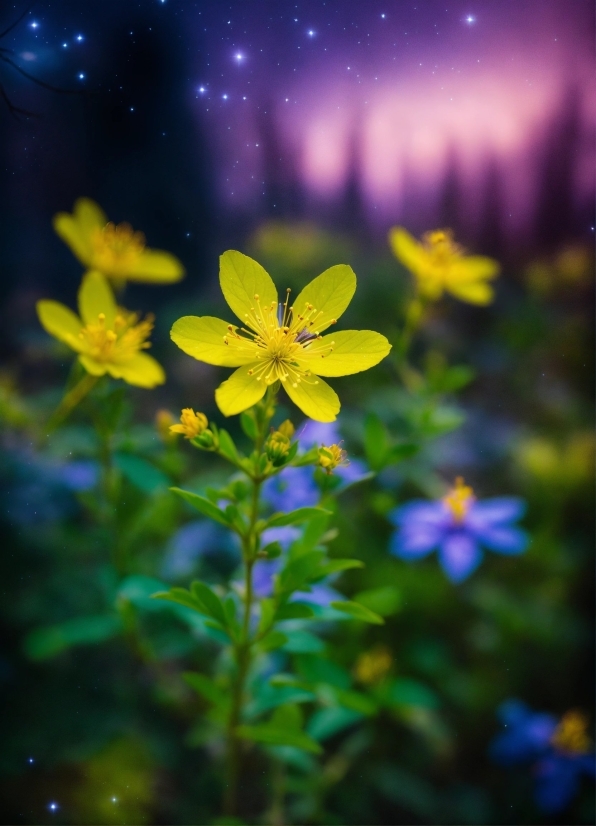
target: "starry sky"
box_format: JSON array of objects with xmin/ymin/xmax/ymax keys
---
[{"xmin": 0, "ymin": 0, "xmax": 594, "ymax": 299}]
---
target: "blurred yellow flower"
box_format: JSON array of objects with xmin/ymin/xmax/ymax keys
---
[
  {"xmin": 354, "ymin": 645, "xmax": 392, "ymax": 684},
  {"xmin": 389, "ymin": 226, "xmax": 500, "ymax": 305},
  {"xmin": 169, "ymin": 408, "xmax": 208, "ymax": 439},
  {"xmin": 54, "ymin": 198, "xmax": 185, "ymax": 284},
  {"xmin": 170, "ymin": 250, "xmax": 391, "ymax": 422},
  {"xmin": 37, "ymin": 271, "xmax": 165, "ymax": 387},
  {"xmin": 551, "ymin": 711, "xmax": 591, "ymax": 755},
  {"xmin": 516, "ymin": 433, "xmax": 594, "ymax": 488}
]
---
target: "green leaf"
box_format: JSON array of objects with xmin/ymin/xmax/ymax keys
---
[
  {"xmin": 330, "ymin": 601, "xmax": 385, "ymax": 625},
  {"xmin": 277, "ymin": 551, "xmax": 325, "ymax": 594},
  {"xmin": 191, "ymin": 581, "xmax": 227, "ymax": 626},
  {"xmin": 260, "ymin": 541, "xmax": 283, "ymax": 559},
  {"xmin": 295, "ymin": 655, "xmax": 351, "ymax": 689},
  {"xmin": 316, "ymin": 558, "xmax": 364, "ymax": 577},
  {"xmin": 276, "ymin": 602, "xmax": 315, "ymax": 621},
  {"xmin": 281, "ymin": 629, "xmax": 325, "ymax": 653},
  {"xmin": 364, "ymin": 412, "xmax": 389, "ymax": 470},
  {"xmin": 245, "ymin": 684, "xmax": 316, "ymax": 718},
  {"xmin": 335, "ymin": 688, "xmax": 377, "ymax": 715},
  {"xmin": 236, "ymin": 724, "xmax": 322, "ymax": 754},
  {"xmin": 258, "ymin": 598, "xmax": 276, "ymax": 635},
  {"xmin": 388, "ymin": 678, "xmax": 440, "ymax": 710},
  {"xmin": 386, "ymin": 443, "xmax": 419, "ymax": 464},
  {"xmin": 266, "ymin": 507, "xmax": 331, "ymax": 528},
  {"xmin": 353, "ymin": 585, "xmax": 403, "ymax": 617},
  {"xmin": 152, "ymin": 587, "xmax": 206, "ymax": 614},
  {"xmin": 240, "ymin": 409, "xmax": 258, "ymax": 440},
  {"xmin": 114, "ymin": 453, "xmax": 170, "ymax": 493},
  {"xmin": 24, "ymin": 615, "xmax": 122, "ymax": 660},
  {"xmin": 183, "ymin": 672, "xmax": 221, "ymax": 705},
  {"xmin": 170, "ymin": 487, "xmax": 230, "ymax": 527},
  {"xmin": 259, "ymin": 630, "xmax": 288, "ymax": 652},
  {"xmin": 307, "ymin": 707, "xmax": 363, "ymax": 742},
  {"xmin": 218, "ymin": 428, "xmax": 240, "ymax": 463}
]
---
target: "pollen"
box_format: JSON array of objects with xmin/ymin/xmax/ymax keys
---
[
  {"xmin": 79, "ymin": 310, "xmax": 154, "ymax": 365},
  {"xmin": 221, "ymin": 288, "xmax": 335, "ymax": 387},
  {"xmin": 443, "ymin": 476, "xmax": 475, "ymax": 522},
  {"xmin": 90, "ymin": 221, "xmax": 146, "ymax": 274}
]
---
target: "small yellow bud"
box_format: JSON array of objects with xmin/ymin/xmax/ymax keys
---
[
  {"xmin": 317, "ymin": 443, "xmax": 348, "ymax": 474},
  {"xmin": 265, "ymin": 426, "xmax": 293, "ymax": 466},
  {"xmin": 354, "ymin": 645, "xmax": 393, "ymax": 685},
  {"xmin": 169, "ymin": 408, "xmax": 208, "ymax": 440}
]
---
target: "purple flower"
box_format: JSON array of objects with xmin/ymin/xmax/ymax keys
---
[
  {"xmin": 388, "ymin": 477, "xmax": 528, "ymax": 583},
  {"xmin": 490, "ymin": 701, "xmax": 596, "ymax": 814}
]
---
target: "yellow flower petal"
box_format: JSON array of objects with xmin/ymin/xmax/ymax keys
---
[
  {"xmin": 126, "ymin": 249, "xmax": 185, "ymax": 283},
  {"xmin": 284, "ymin": 376, "xmax": 340, "ymax": 422},
  {"xmin": 36, "ymin": 300, "xmax": 83, "ymax": 351},
  {"xmin": 219, "ymin": 250, "xmax": 278, "ymax": 328},
  {"xmin": 388, "ymin": 227, "xmax": 425, "ymax": 276},
  {"xmin": 215, "ymin": 363, "xmax": 267, "ymax": 416},
  {"xmin": 106, "ymin": 353, "xmax": 166, "ymax": 387},
  {"xmin": 78, "ymin": 354, "xmax": 108, "ymax": 376},
  {"xmin": 53, "ymin": 198, "xmax": 106, "ymax": 267},
  {"xmin": 170, "ymin": 316, "xmax": 255, "ymax": 367},
  {"xmin": 78, "ymin": 271, "xmax": 117, "ymax": 327},
  {"xmin": 292, "ymin": 264, "xmax": 356, "ymax": 334},
  {"xmin": 305, "ymin": 330, "xmax": 392, "ymax": 377},
  {"xmin": 446, "ymin": 280, "xmax": 494, "ymax": 305},
  {"xmin": 447, "ymin": 256, "xmax": 500, "ymax": 284}
]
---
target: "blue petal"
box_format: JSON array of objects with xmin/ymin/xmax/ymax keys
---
[
  {"xmin": 467, "ymin": 497, "xmax": 526, "ymax": 526},
  {"xmin": 297, "ymin": 419, "xmax": 342, "ymax": 449},
  {"xmin": 534, "ymin": 755, "xmax": 581, "ymax": 814},
  {"xmin": 473, "ymin": 525, "xmax": 529, "ymax": 555},
  {"xmin": 262, "ymin": 466, "xmax": 319, "ymax": 511},
  {"xmin": 252, "ymin": 558, "xmax": 282, "ymax": 598},
  {"xmin": 293, "ymin": 583, "xmax": 343, "ymax": 607},
  {"xmin": 439, "ymin": 531, "xmax": 482, "ymax": 582},
  {"xmin": 389, "ymin": 526, "xmax": 440, "ymax": 559},
  {"xmin": 388, "ymin": 500, "xmax": 447, "ymax": 528},
  {"xmin": 261, "ymin": 526, "xmax": 301, "ymax": 550},
  {"xmin": 490, "ymin": 706, "xmax": 557, "ymax": 765},
  {"xmin": 335, "ymin": 457, "xmax": 369, "ymax": 486}
]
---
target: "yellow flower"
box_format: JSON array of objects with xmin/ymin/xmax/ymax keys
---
[
  {"xmin": 54, "ymin": 198, "xmax": 185, "ymax": 284},
  {"xmin": 318, "ymin": 443, "xmax": 348, "ymax": 473},
  {"xmin": 389, "ymin": 226, "xmax": 500, "ymax": 305},
  {"xmin": 354, "ymin": 645, "xmax": 392, "ymax": 685},
  {"xmin": 169, "ymin": 408, "xmax": 209, "ymax": 439},
  {"xmin": 36, "ymin": 271, "xmax": 165, "ymax": 387},
  {"xmin": 551, "ymin": 711, "xmax": 591, "ymax": 755},
  {"xmin": 170, "ymin": 251, "xmax": 391, "ymax": 422}
]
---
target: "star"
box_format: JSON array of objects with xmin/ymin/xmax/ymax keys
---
[
  {"xmin": 30, "ymin": 21, "xmax": 39, "ymax": 29},
  {"xmin": 198, "ymin": 86, "xmax": 206, "ymax": 93},
  {"xmin": 222, "ymin": 94, "xmax": 228, "ymax": 100},
  {"xmin": 307, "ymin": 30, "xmax": 315, "ymax": 37},
  {"xmin": 465, "ymin": 15, "xmax": 476, "ymax": 24},
  {"xmin": 78, "ymin": 73, "xmax": 85, "ymax": 80},
  {"xmin": 48, "ymin": 802, "xmax": 59, "ymax": 812},
  {"xmin": 76, "ymin": 34, "xmax": 84, "ymax": 42},
  {"xmin": 235, "ymin": 53, "xmax": 244, "ymax": 61}
]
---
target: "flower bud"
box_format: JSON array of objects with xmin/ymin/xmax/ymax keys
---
[
  {"xmin": 277, "ymin": 419, "xmax": 295, "ymax": 439},
  {"xmin": 318, "ymin": 443, "xmax": 348, "ymax": 474},
  {"xmin": 169, "ymin": 408, "xmax": 209, "ymax": 440},
  {"xmin": 265, "ymin": 427, "xmax": 292, "ymax": 466}
]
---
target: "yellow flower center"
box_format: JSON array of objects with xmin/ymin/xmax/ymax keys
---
[
  {"xmin": 422, "ymin": 229, "xmax": 463, "ymax": 267},
  {"xmin": 90, "ymin": 222, "xmax": 145, "ymax": 274},
  {"xmin": 78, "ymin": 310, "xmax": 153, "ymax": 364},
  {"xmin": 223, "ymin": 290, "xmax": 336, "ymax": 386},
  {"xmin": 550, "ymin": 711, "xmax": 591, "ymax": 755},
  {"xmin": 443, "ymin": 476, "xmax": 475, "ymax": 522}
]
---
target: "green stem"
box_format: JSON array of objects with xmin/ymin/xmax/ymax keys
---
[
  {"xmin": 45, "ymin": 373, "xmax": 99, "ymax": 433},
  {"xmin": 224, "ymin": 454, "xmax": 267, "ymax": 815},
  {"xmin": 394, "ymin": 295, "xmax": 428, "ymax": 391}
]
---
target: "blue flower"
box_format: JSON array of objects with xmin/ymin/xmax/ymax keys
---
[
  {"xmin": 388, "ymin": 477, "xmax": 528, "ymax": 582},
  {"xmin": 161, "ymin": 520, "xmax": 239, "ymax": 580},
  {"xmin": 490, "ymin": 701, "xmax": 596, "ymax": 814}
]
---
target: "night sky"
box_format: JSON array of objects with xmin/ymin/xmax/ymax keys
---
[{"xmin": 0, "ymin": 0, "xmax": 594, "ymax": 302}]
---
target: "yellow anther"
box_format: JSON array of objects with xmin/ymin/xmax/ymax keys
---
[
  {"xmin": 551, "ymin": 711, "xmax": 592, "ymax": 755},
  {"xmin": 443, "ymin": 476, "xmax": 474, "ymax": 521}
]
